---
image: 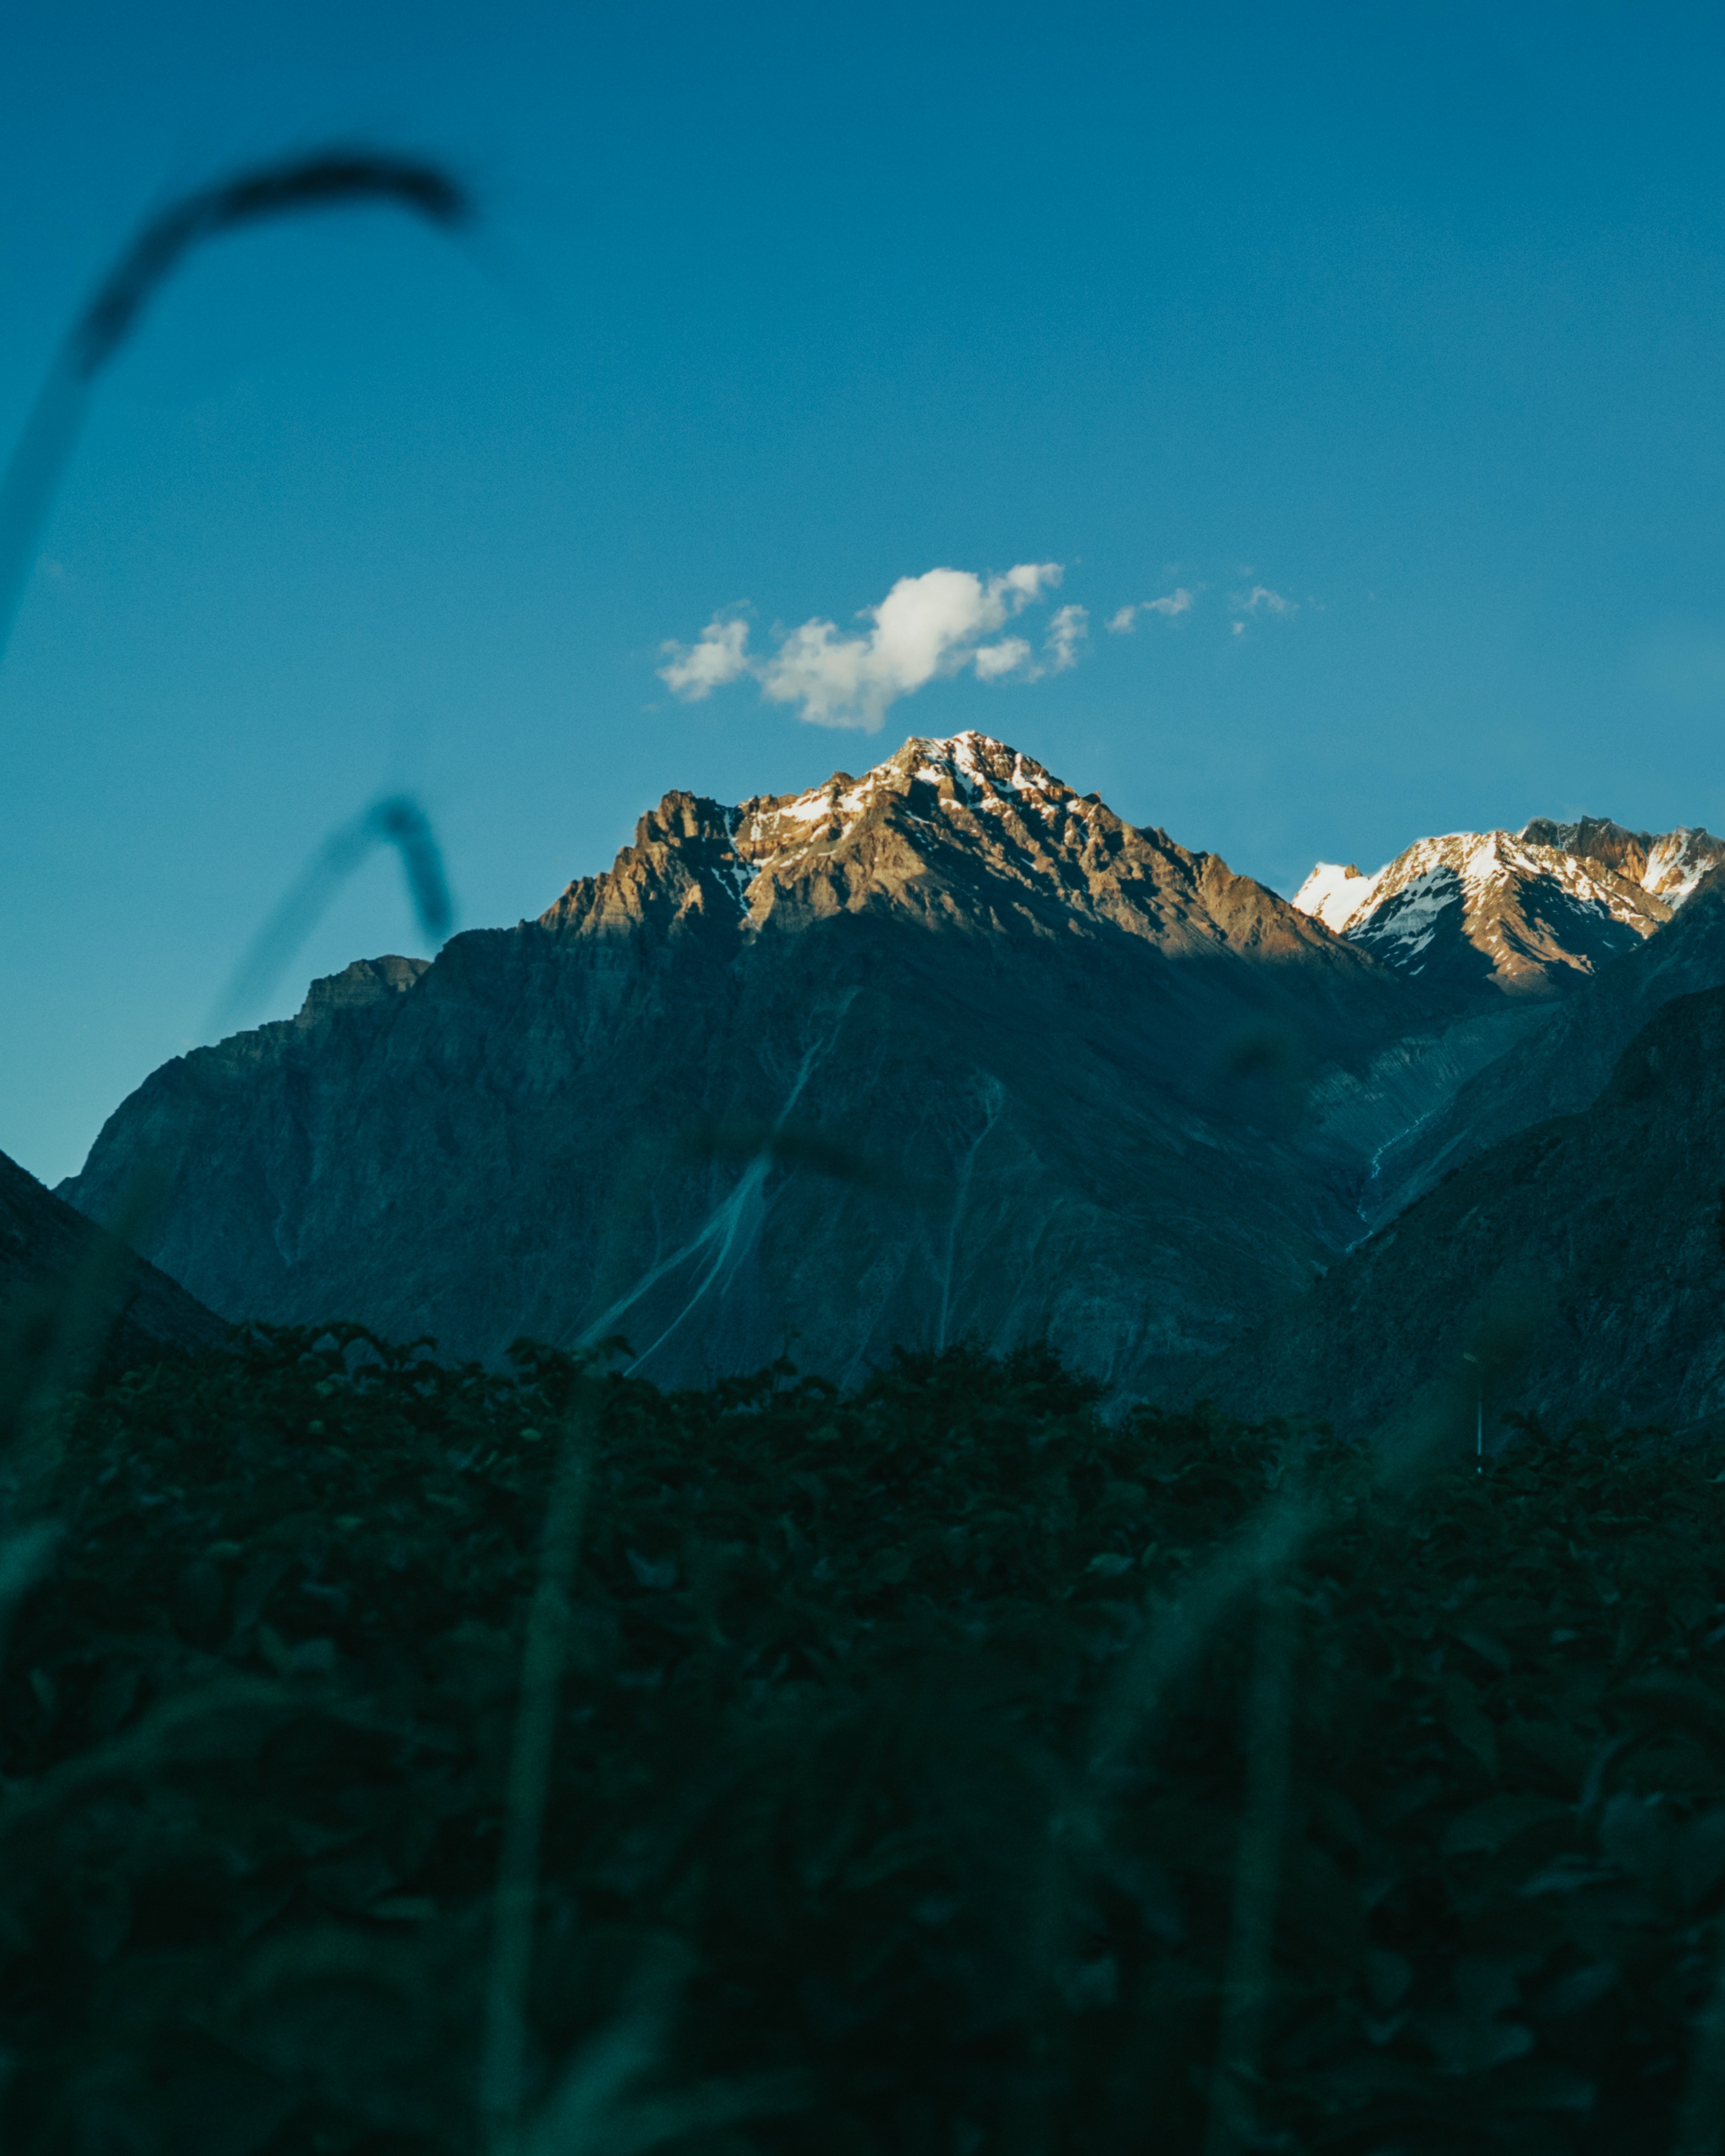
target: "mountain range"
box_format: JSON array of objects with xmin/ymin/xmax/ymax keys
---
[{"xmin": 45, "ymin": 732, "xmax": 1725, "ymax": 1433}]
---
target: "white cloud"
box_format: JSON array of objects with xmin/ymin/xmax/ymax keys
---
[
  {"xmin": 1044, "ymin": 603, "xmax": 1087, "ymax": 672},
  {"xmin": 661, "ymin": 562, "xmax": 1067, "ymax": 731},
  {"xmin": 1233, "ymin": 585, "xmax": 1296, "ymax": 621},
  {"xmin": 993, "ymin": 562, "xmax": 1061, "ymax": 611},
  {"xmin": 658, "ymin": 614, "xmax": 753, "ymax": 700},
  {"xmin": 1106, "ymin": 587, "xmax": 1194, "ymax": 634},
  {"xmin": 762, "ymin": 563, "xmax": 1063, "ymax": 729},
  {"xmin": 973, "ymin": 636, "xmax": 1033, "ymax": 681}
]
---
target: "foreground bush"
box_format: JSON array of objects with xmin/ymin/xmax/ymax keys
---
[{"xmin": 0, "ymin": 1327, "xmax": 1721, "ymax": 2152}]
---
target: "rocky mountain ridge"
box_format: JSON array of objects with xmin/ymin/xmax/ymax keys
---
[
  {"xmin": 58, "ymin": 732, "xmax": 1725, "ymax": 1409},
  {"xmin": 1351, "ymin": 864, "xmax": 1725, "ymax": 1222},
  {"xmin": 1521, "ymin": 812, "xmax": 1725, "ymax": 902},
  {"xmin": 542, "ymin": 732, "xmax": 1386, "ymax": 973},
  {"xmin": 61, "ymin": 734, "xmax": 1423, "ymax": 1386},
  {"xmin": 1292, "ymin": 815, "xmax": 1724, "ymax": 1001}
]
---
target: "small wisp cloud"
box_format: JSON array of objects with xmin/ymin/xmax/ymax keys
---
[
  {"xmin": 1044, "ymin": 603, "xmax": 1087, "ymax": 672},
  {"xmin": 1230, "ymin": 585, "xmax": 1296, "ymax": 636},
  {"xmin": 1107, "ymin": 588, "xmax": 1195, "ymax": 634},
  {"xmin": 659, "ymin": 562, "xmax": 1072, "ymax": 731},
  {"xmin": 657, "ymin": 615, "xmax": 752, "ymax": 699}
]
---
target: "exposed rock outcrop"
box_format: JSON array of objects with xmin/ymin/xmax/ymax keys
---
[{"xmin": 1364, "ymin": 867, "xmax": 1725, "ymax": 1222}]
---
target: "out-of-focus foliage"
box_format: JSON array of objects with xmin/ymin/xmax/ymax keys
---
[{"xmin": 0, "ymin": 1328, "xmax": 1721, "ymax": 2152}]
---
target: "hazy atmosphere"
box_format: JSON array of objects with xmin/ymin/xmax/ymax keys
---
[{"xmin": 6, "ymin": 0, "xmax": 1725, "ymax": 1182}]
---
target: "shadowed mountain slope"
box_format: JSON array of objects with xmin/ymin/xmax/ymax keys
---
[
  {"xmin": 63, "ymin": 734, "xmax": 1427, "ymax": 1388},
  {"xmin": 1365, "ymin": 867, "xmax": 1725, "ymax": 1224},
  {"xmin": 1193, "ymin": 983, "xmax": 1725, "ymax": 1439},
  {"xmin": 0, "ymin": 1145, "xmax": 225, "ymax": 1381}
]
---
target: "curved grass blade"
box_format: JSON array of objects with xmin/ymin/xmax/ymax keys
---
[
  {"xmin": 366, "ymin": 794, "xmax": 455, "ymax": 946},
  {"xmin": 207, "ymin": 792, "xmax": 455, "ymax": 1036},
  {"xmin": 67, "ymin": 149, "xmax": 469, "ymax": 384},
  {"xmin": 0, "ymin": 146, "xmax": 472, "ymax": 662}
]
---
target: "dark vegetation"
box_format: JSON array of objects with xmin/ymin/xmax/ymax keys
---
[{"xmin": 3, "ymin": 1327, "xmax": 1724, "ymax": 2152}]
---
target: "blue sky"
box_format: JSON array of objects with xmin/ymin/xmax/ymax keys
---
[{"xmin": 5, "ymin": 0, "xmax": 1725, "ymax": 1181}]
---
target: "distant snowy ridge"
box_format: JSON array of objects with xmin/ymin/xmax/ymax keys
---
[
  {"xmin": 1294, "ymin": 829, "xmax": 1670, "ymax": 940},
  {"xmin": 1297, "ymin": 860, "xmax": 1378, "ymax": 934},
  {"xmin": 1294, "ymin": 815, "xmax": 1723, "ymax": 997},
  {"xmin": 1521, "ymin": 818, "xmax": 1725, "ymax": 909}
]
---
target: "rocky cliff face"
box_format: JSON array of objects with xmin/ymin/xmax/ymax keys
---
[
  {"xmin": 63, "ymin": 734, "xmax": 1426, "ymax": 1387},
  {"xmin": 1196, "ymin": 981, "xmax": 1725, "ymax": 1439},
  {"xmin": 1519, "ymin": 814, "xmax": 1725, "ymax": 904},
  {"xmin": 546, "ymin": 732, "xmax": 1388, "ymax": 971}
]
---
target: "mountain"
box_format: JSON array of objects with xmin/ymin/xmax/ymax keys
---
[
  {"xmin": 1284, "ymin": 814, "xmax": 1725, "ymax": 1239},
  {"xmin": 1520, "ymin": 813, "xmax": 1725, "ymax": 903},
  {"xmin": 1189, "ymin": 816, "xmax": 1725, "ymax": 1433},
  {"xmin": 0, "ymin": 1144, "xmax": 224, "ymax": 1398},
  {"xmin": 1195, "ymin": 981, "xmax": 1725, "ymax": 1440},
  {"xmin": 63, "ymin": 733, "xmax": 1428, "ymax": 1388},
  {"xmin": 63, "ymin": 737, "xmax": 1725, "ymax": 1401},
  {"xmin": 1292, "ymin": 819, "xmax": 1703, "ymax": 1001},
  {"xmin": 1364, "ymin": 865, "xmax": 1725, "ymax": 1224}
]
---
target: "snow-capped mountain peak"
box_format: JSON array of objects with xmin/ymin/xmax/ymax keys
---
[
  {"xmin": 1295, "ymin": 860, "xmax": 1377, "ymax": 934},
  {"xmin": 538, "ymin": 731, "xmax": 1369, "ymax": 979},
  {"xmin": 1642, "ymin": 828, "xmax": 1723, "ymax": 906},
  {"xmin": 727, "ymin": 731, "xmax": 1084, "ymax": 867},
  {"xmin": 713, "ymin": 731, "xmax": 1358, "ymax": 967},
  {"xmin": 1296, "ymin": 815, "xmax": 1719, "ymax": 999}
]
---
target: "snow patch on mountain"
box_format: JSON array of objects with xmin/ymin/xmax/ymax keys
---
[
  {"xmin": 728, "ymin": 731, "xmax": 1094, "ymax": 890},
  {"xmin": 1351, "ymin": 866, "xmax": 1458, "ymax": 968},
  {"xmin": 1646, "ymin": 827, "xmax": 1725, "ymax": 906},
  {"xmin": 1294, "ymin": 861, "xmax": 1380, "ymax": 933},
  {"xmin": 1295, "ymin": 824, "xmax": 1680, "ymax": 996}
]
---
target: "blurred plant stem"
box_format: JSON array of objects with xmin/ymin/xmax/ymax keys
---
[
  {"xmin": 206, "ymin": 792, "xmax": 455, "ymax": 1035},
  {"xmin": 481, "ymin": 1378, "xmax": 595, "ymax": 2155},
  {"xmin": 1205, "ymin": 1582, "xmax": 1300, "ymax": 2156}
]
